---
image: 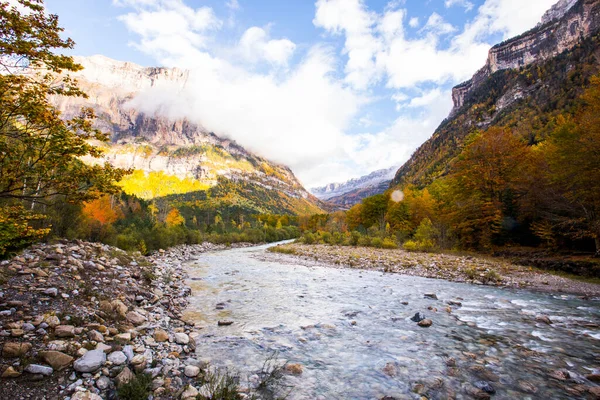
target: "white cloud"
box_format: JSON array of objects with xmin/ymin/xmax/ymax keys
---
[
  {"xmin": 238, "ymin": 27, "xmax": 296, "ymax": 66},
  {"xmin": 445, "ymin": 0, "xmax": 475, "ymax": 12},
  {"xmin": 422, "ymin": 12, "xmax": 457, "ymax": 36},
  {"xmin": 226, "ymin": 0, "xmax": 240, "ymax": 11},
  {"xmin": 313, "ymin": 0, "xmax": 382, "ymax": 90},
  {"xmin": 115, "ymin": 0, "xmax": 222, "ymax": 66},
  {"xmin": 111, "ymin": 0, "xmax": 560, "ymax": 187}
]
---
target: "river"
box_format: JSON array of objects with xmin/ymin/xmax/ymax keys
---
[{"xmin": 183, "ymin": 243, "xmax": 600, "ymax": 400}]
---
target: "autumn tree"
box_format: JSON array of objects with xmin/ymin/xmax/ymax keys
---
[
  {"xmin": 443, "ymin": 127, "xmax": 531, "ymax": 249},
  {"xmin": 360, "ymin": 194, "xmax": 389, "ymax": 231},
  {"xmin": 541, "ymin": 78, "xmax": 600, "ymax": 255},
  {"xmin": 0, "ymin": 0, "xmax": 126, "ymax": 254}
]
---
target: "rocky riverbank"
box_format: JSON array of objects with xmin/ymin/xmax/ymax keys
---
[
  {"xmin": 0, "ymin": 240, "xmax": 238, "ymax": 399},
  {"xmin": 264, "ymin": 243, "xmax": 600, "ymax": 297}
]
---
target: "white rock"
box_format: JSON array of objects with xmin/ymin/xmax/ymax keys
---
[
  {"xmin": 73, "ymin": 349, "xmax": 106, "ymax": 372},
  {"xmin": 108, "ymin": 351, "xmax": 127, "ymax": 366},
  {"xmin": 25, "ymin": 364, "xmax": 53, "ymax": 376},
  {"xmin": 174, "ymin": 332, "xmax": 189, "ymax": 345},
  {"xmin": 184, "ymin": 365, "xmax": 200, "ymax": 377}
]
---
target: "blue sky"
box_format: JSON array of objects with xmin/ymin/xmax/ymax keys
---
[{"xmin": 44, "ymin": 0, "xmax": 558, "ymax": 187}]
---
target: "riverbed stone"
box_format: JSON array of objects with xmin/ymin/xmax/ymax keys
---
[
  {"xmin": 55, "ymin": 325, "xmax": 75, "ymax": 337},
  {"xmin": 474, "ymin": 381, "xmax": 496, "ymax": 394},
  {"xmin": 108, "ymin": 351, "xmax": 127, "ymax": 366},
  {"xmin": 174, "ymin": 332, "xmax": 189, "ymax": 344},
  {"xmin": 39, "ymin": 351, "xmax": 74, "ymax": 370},
  {"xmin": 88, "ymin": 330, "xmax": 104, "ymax": 342},
  {"xmin": 184, "ymin": 365, "xmax": 200, "ymax": 377},
  {"xmin": 126, "ymin": 311, "xmax": 146, "ymax": 326},
  {"xmin": 73, "ymin": 349, "xmax": 106, "ymax": 372},
  {"xmin": 1, "ymin": 366, "xmax": 21, "ymax": 378},
  {"xmin": 154, "ymin": 329, "xmax": 169, "ymax": 342},
  {"xmin": 25, "ymin": 364, "xmax": 53, "ymax": 376},
  {"xmin": 96, "ymin": 375, "xmax": 111, "ymax": 390},
  {"xmin": 2, "ymin": 342, "xmax": 32, "ymax": 357},
  {"xmin": 418, "ymin": 319, "xmax": 433, "ymax": 328}
]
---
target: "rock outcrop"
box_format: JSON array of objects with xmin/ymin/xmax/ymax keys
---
[
  {"xmin": 392, "ymin": 0, "xmax": 600, "ymax": 188},
  {"xmin": 451, "ymin": 0, "xmax": 600, "ymax": 116}
]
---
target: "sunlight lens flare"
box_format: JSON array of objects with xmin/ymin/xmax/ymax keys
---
[{"xmin": 391, "ymin": 190, "xmax": 404, "ymax": 203}]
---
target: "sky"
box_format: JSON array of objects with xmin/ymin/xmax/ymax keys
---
[{"xmin": 43, "ymin": 0, "xmax": 559, "ymax": 188}]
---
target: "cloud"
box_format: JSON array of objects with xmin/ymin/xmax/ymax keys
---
[
  {"xmin": 226, "ymin": 0, "xmax": 240, "ymax": 11},
  {"xmin": 238, "ymin": 26, "xmax": 296, "ymax": 66},
  {"xmin": 112, "ymin": 0, "xmax": 559, "ymax": 187},
  {"xmin": 313, "ymin": 0, "xmax": 382, "ymax": 90},
  {"xmin": 115, "ymin": 0, "xmax": 222, "ymax": 66},
  {"xmin": 422, "ymin": 12, "xmax": 457, "ymax": 36},
  {"xmin": 445, "ymin": 0, "xmax": 475, "ymax": 12}
]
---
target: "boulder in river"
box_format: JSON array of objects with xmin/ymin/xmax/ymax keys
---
[
  {"xmin": 418, "ymin": 319, "xmax": 433, "ymax": 328},
  {"xmin": 410, "ymin": 313, "xmax": 426, "ymax": 322}
]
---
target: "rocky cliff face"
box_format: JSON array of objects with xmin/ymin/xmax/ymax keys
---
[
  {"xmin": 311, "ymin": 166, "xmax": 397, "ymax": 208},
  {"xmin": 451, "ymin": 0, "xmax": 600, "ymax": 116},
  {"xmin": 392, "ymin": 0, "xmax": 600, "ymax": 188},
  {"xmin": 51, "ymin": 56, "xmax": 323, "ymax": 211}
]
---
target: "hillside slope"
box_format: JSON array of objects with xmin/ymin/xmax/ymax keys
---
[
  {"xmin": 51, "ymin": 55, "xmax": 324, "ymax": 215},
  {"xmin": 392, "ymin": 0, "xmax": 600, "ymax": 187}
]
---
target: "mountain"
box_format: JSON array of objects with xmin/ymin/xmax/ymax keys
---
[
  {"xmin": 393, "ymin": 0, "xmax": 600, "ymax": 187},
  {"xmin": 51, "ymin": 55, "xmax": 325, "ymax": 215},
  {"xmin": 311, "ymin": 166, "xmax": 397, "ymax": 208}
]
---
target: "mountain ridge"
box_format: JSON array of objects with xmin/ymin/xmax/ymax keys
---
[
  {"xmin": 311, "ymin": 166, "xmax": 397, "ymax": 208},
  {"xmin": 51, "ymin": 55, "xmax": 325, "ymax": 215}
]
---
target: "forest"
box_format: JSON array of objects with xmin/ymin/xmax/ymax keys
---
[{"xmin": 299, "ymin": 77, "xmax": 600, "ymax": 268}]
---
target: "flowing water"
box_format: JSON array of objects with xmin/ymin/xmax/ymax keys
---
[{"xmin": 183, "ymin": 243, "xmax": 600, "ymax": 400}]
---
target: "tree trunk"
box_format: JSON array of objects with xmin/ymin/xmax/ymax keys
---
[{"xmin": 595, "ymin": 235, "xmax": 600, "ymax": 258}]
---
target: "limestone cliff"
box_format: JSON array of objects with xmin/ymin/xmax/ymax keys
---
[
  {"xmin": 451, "ymin": 0, "xmax": 600, "ymax": 116},
  {"xmin": 392, "ymin": 0, "xmax": 600, "ymax": 188}
]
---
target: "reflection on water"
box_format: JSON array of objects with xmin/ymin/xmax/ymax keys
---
[{"xmin": 183, "ymin": 243, "xmax": 600, "ymax": 400}]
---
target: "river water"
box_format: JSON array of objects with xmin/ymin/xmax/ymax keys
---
[{"xmin": 183, "ymin": 243, "xmax": 600, "ymax": 400}]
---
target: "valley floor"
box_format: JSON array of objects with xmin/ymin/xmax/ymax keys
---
[{"xmin": 264, "ymin": 243, "xmax": 600, "ymax": 297}]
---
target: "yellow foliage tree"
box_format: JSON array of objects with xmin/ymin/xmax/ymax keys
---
[{"xmin": 165, "ymin": 208, "xmax": 185, "ymax": 227}]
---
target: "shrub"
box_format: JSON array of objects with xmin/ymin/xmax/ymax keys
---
[
  {"xmin": 303, "ymin": 232, "xmax": 316, "ymax": 244},
  {"xmin": 197, "ymin": 368, "xmax": 241, "ymax": 400},
  {"xmin": 357, "ymin": 236, "xmax": 371, "ymax": 247},
  {"xmin": 371, "ymin": 237, "xmax": 383, "ymax": 248},
  {"xmin": 381, "ymin": 238, "xmax": 398, "ymax": 249},
  {"xmin": 117, "ymin": 372, "xmax": 152, "ymax": 400}
]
